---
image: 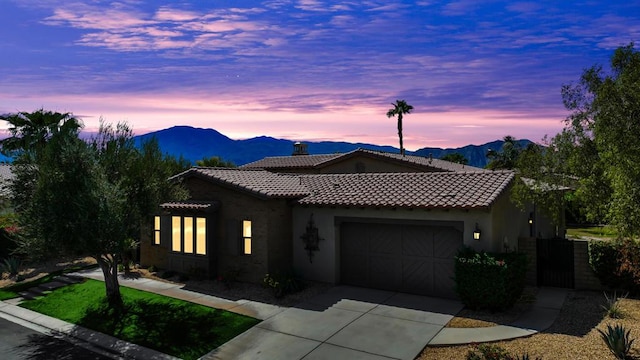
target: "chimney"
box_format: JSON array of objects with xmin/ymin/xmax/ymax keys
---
[
  {"xmin": 429, "ymin": 153, "xmax": 433, "ymax": 163},
  {"xmin": 292, "ymin": 142, "xmax": 309, "ymax": 156}
]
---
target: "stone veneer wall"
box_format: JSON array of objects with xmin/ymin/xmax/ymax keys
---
[{"xmin": 573, "ymin": 239, "xmax": 604, "ymax": 291}]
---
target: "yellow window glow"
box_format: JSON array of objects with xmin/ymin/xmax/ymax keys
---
[
  {"xmin": 154, "ymin": 216, "xmax": 161, "ymax": 245},
  {"xmin": 243, "ymin": 220, "xmax": 252, "ymax": 237},
  {"xmin": 196, "ymin": 218, "xmax": 206, "ymax": 255},
  {"xmin": 243, "ymin": 220, "xmax": 252, "ymax": 255},
  {"xmin": 184, "ymin": 217, "xmax": 194, "ymax": 253},
  {"xmin": 244, "ymin": 238, "xmax": 252, "ymax": 255},
  {"xmin": 172, "ymin": 216, "xmax": 181, "ymax": 252}
]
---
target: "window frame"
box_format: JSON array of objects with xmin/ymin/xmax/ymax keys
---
[
  {"xmin": 153, "ymin": 216, "xmax": 161, "ymax": 246},
  {"xmin": 166, "ymin": 214, "xmax": 208, "ymax": 256}
]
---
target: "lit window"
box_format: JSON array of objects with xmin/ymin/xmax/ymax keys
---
[
  {"xmin": 243, "ymin": 220, "xmax": 252, "ymax": 255},
  {"xmin": 172, "ymin": 216, "xmax": 181, "ymax": 252},
  {"xmin": 196, "ymin": 218, "xmax": 206, "ymax": 255},
  {"xmin": 184, "ymin": 217, "xmax": 194, "ymax": 253},
  {"xmin": 153, "ymin": 216, "xmax": 161, "ymax": 245}
]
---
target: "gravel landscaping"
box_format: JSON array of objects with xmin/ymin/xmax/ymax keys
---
[{"xmin": 420, "ymin": 291, "xmax": 640, "ymax": 360}]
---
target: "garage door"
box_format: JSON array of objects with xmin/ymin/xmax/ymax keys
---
[{"xmin": 340, "ymin": 221, "xmax": 463, "ymax": 298}]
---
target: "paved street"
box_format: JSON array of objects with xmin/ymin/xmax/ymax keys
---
[{"xmin": 0, "ymin": 316, "xmax": 114, "ymax": 360}]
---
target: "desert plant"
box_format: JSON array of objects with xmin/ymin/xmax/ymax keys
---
[
  {"xmin": 466, "ymin": 344, "xmax": 512, "ymax": 360},
  {"xmin": 602, "ymin": 291, "xmax": 628, "ymax": 319},
  {"xmin": 466, "ymin": 344, "xmax": 542, "ymax": 360},
  {"xmin": 1, "ymin": 256, "xmax": 22, "ymax": 277},
  {"xmin": 598, "ymin": 324, "xmax": 635, "ymax": 359}
]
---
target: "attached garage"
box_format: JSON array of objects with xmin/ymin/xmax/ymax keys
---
[{"xmin": 340, "ymin": 220, "xmax": 463, "ymax": 298}]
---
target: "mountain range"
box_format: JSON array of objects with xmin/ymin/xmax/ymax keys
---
[{"xmin": 134, "ymin": 126, "xmax": 532, "ymax": 168}]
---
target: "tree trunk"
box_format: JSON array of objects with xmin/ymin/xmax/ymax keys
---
[
  {"xmin": 97, "ymin": 254, "xmax": 123, "ymax": 309},
  {"xmin": 397, "ymin": 114, "xmax": 404, "ymax": 156}
]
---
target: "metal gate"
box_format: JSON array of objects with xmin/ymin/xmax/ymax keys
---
[{"xmin": 536, "ymin": 238, "xmax": 574, "ymax": 288}]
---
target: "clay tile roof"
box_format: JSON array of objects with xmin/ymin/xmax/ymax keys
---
[
  {"xmin": 241, "ymin": 154, "xmax": 342, "ymax": 169},
  {"xmin": 354, "ymin": 149, "xmax": 488, "ymax": 172},
  {"xmin": 297, "ymin": 171, "xmax": 514, "ymax": 209},
  {"xmin": 239, "ymin": 148, "xmax": 486, "ymax": 172},
  {"xmin": 173, "ymin": 167, "xmax": 310, "ymax": 199},
  {"xmin": 160, "ymin": 200, "xmax": 219, "ymax": 212}
]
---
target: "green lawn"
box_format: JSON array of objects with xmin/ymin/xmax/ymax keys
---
[
  {"xmin": 19, "ymin": 279, "xmax": 259, "ymax": 360},
  {"xmin": 566, "ymin": 225, "xmax": 618, "ymax": 240}
]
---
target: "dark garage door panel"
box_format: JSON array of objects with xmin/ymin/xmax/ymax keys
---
[{"xmin": 340, "ymin": 222, "xmax": 462, "ymax": 297}]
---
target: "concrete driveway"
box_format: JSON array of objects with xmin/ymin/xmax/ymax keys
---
[{"xmin": 202, "ymin": 286, "xmax": 463, "ymax": 360}]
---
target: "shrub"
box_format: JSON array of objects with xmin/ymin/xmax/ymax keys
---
[
  {"xmin": 1, "ymin": 256, "xmax": 22, "ymax": 277},
  {"xmin": 589, "ymin": 239, "xmax": 640, "ymax": 294},
  {"xmin": 598, "ymin": 324, "xmax": 635, "ymax": 359},
  {"xmin": 454, "ymin": 247, "xmax": 528, "ymax": 311},
  {"xmin": 466, "ymin": 344, "xmax": 541, "ymax": 360},
  {"xmin": 263, "ymin": 272, "xmax": 305, "ymax": 298},
  {"xmin": 0, "ymin": 213, "xmax": 19, "ymax": 259}
]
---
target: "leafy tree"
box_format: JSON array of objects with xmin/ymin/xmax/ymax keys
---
[
  {"xmin": 196, "ymin": 155, "xmax": 236, "ymax": 167},
  {"xmin": 515, "ymin": 44, "xmax": 640, "ymax": 236},
  {"xmin": 511, "ymin": 141, "xmax": 574, "ymax": 227},
  {"xmin": 486, "ymin": 135, "xmax": 521, "ymax": 170},
  {"xmin": 386, "ymin": 100, "xmax": 413, "ymax": 156},
  {"xmin": 441, "ymin": 152, "xmax": 469, "ymax": 165},
  {"xmin": 6, "ymin": 112, "xmax": 188, "ymax": 308},
  {"xmin": 90, "ymin": 122, "xmax": 189, "ymax": 272},
  {"xmin": 559, "ymin": 43, "xmax": 640, "ymax": 237}
]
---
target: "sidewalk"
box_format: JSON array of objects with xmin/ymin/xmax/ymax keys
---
[
  {"xmin": 428, "ymin": 287, "xmax": 568, "ymax": 345},
  {"xmin": 0, "ymin": 268, "xmax": 569, "ymax": 359}
]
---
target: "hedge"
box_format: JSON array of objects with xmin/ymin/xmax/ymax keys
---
[
  {"xmin": 454, "ymin": 247, "xmax": 528, "ymax": 311},
  {"xmin": 589, "ymin": 239, "xmax": 640, "ymax": 294}
]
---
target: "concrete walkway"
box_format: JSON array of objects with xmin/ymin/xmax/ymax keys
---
[{"xmin": 0, "ymin": 268, "xmax": 568, "ymax": 360}]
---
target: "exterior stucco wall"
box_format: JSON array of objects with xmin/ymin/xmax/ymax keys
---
[
  {"xmin": 292, "ymin": 205, "xmax": 495, "ymax": 284},
  {"xmin": 490, "ymin": 188, "xmax": 564, "ymax": 253}
]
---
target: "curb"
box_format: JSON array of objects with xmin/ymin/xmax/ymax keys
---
[{"xmin": 0, "ymin": 301, "xmax": 179, "ymax": 360}]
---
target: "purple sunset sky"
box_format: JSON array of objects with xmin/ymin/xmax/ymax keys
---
[{"xmin": 0, "ymin": 1, "xmax": 638, "ymax": 150}]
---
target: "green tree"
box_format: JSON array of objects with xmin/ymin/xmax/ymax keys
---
[
  {"xmin": 559, "ymin": 43, "xmax": 640, "ymax": 237},
  {"xmin": 7, "ymin": 113, "xmax": 188, "ymax": 308},
  {"xmin": 196, "ymin": 156, "xmax": 236, "ymax": 167},
  {"xmin": 441, "ymin": 152, "xmax": 469, "ymax": 165},
  {"xmin": 386, "ymin": 100, "xmax": 413, "ymax": 156},
  {"xmin": 486, "ymin": 135, "xmax": 522, "ymax": 170},
  {"xmin": 511, "ymin": 140, "xmax": 574, "ymax": 227},
  {"xmin": 90, "ymin": 122, "xmax": 189, "ymax": 272},
  {"xmin": 515, "ymin": 44, "xmax": 640, "ymax": 235}
]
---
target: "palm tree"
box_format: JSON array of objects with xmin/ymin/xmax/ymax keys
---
[
  {"xmin": 0, "ymin": 109, "xmax": 82, "ymax": 159},
  {"xmin": 386, "ymin": 100, "xmax": 413, "ymax": 156}
]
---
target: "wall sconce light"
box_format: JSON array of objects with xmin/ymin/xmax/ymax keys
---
[
  {"xmin": 301, "ymin": 214, "xmax": 323, "ymax": 263},
  {"xmin": 528, "ymin": 212, "xmax": 534, "ymax": 225},
  {"xmin": 473, "ymin": 223, "xmax": 481, "ymax": 241}
]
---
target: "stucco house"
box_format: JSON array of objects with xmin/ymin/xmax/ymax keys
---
[{"xmin": 141, "ymin": 149, "xmax": 553, "ymax": 298}]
